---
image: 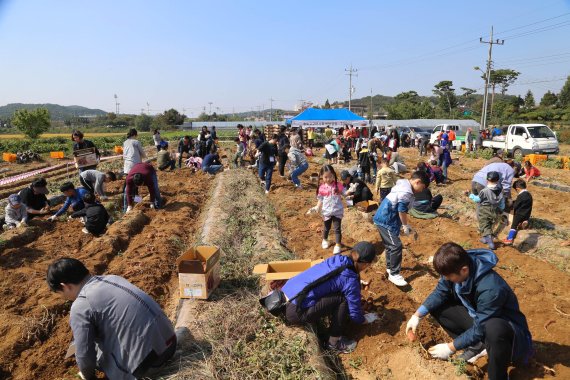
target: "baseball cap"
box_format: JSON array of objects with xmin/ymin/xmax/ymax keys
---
[
  {"xmin": 32, "ymin": 178, "xmax": 49, "ymax": 194},
  {"xmin": 486, "ymin": 171, "xmax": 500, "ymax": 182},
  {"xmin": 340, "ymin": 170, "xmax": 351, "ymax": 180},
  {"xmin": 8, "ymin": 194, "xmax": 21, "ymax": 206},
  {"xmin": 353, "ymin": 241, "xmax": 377, "ymax": 263}
]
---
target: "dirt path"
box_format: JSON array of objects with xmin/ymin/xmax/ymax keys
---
[
  {"xmin": 265, "ymin": 146, "xmax": 570, "ymax": 379},
  {"xmin": 0, "ymin": 168, "xmax": 213, "ymax": 379}
]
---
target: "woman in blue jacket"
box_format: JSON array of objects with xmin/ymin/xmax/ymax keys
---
[
  {"xmin": 405, "ymin": 243, "xmax": 532, "ymax": 380},
  {"xmin": 282, "ymin": 241, "xmax": 379, "ymax": 354}
]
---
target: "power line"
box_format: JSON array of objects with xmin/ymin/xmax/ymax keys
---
[{"xmin": 345, "ymin": 65, "xmax": 358, "ymax": 111}]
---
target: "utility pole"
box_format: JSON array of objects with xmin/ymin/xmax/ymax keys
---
[
  {"xmin": 479, "ymin": 26, "xmax": 504, "ymax": 130},
  {"xmin": 114, "ymin": 94, "xmax": 118, "ymax": 115},
  {"xmin": 345, "ymin": 65, "xmax": 358, "ymax": 111},
  {"xmin": 208, "ymin": 102, "xmax": 213, "ymax": 115},
  {"xmin": 147, "ymin": 102, "xmax": 150, "ymax": 115},
  {"xmin": 298, "ymin": 99, "xmax": 306, "ymax": 111},
  {"xmin": 269, "ymin": 98, "xmax": 274, "ymax": 122},
  {"xmin": 369, "ymin": 88, "xmax": 373, "ymax": 120}
]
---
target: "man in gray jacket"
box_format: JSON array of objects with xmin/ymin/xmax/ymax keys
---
[
  {"xmin": 47, "ymin": 258, "xmax": 176, "ymax": 379},
  {"xmin": 79, "ymin": 170, "xmax": 116, "ymax": 200}
]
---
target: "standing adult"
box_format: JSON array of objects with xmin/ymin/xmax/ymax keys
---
[
  {"xmin": 387, "ymin": 129, "xmax": 400, "ymax": 152},
  {"xmin": 47, "ymin": 258, "xmax": 176, "ymax": 379},
  {"xmin": 307, "ymin": 128, "xmax": 315, "ymax": 149},
  {"xmin": 18, "ymin": 178, "xmax": 50, "ymax": 219},
  {"xmin": 465, "ymin": 128, "xmax": 473, "ymax": 152},
  {"xmin": 152, "ymin": 129, "xmax": 162, "ymax": 152},
  {"xmin": 277, "ymin": 126, "xmax": 290, "ymax": 178},
  {"xmin": 122, "ymin": 129, "xmax": 146, "ymax": 175},
  {"xmin": 475, "ymin": 130, "xmax": 483, "ymax": 151},
  {"xmin": 72, "ymin": 130, "xmax": 100, "ymax": 172},
  {"xmin": 257, "ymin": 135, "xmax": 278, "ymax": 194},
  {"xmin": 210, "ymin": 126, "xmax": 217, "ymax": 141}
]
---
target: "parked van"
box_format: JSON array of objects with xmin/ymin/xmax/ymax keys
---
[
  {"xmin": 482, "ymin": 124, "xmax": 559, "ymax": 159},
  {"xmin": 429, "ymin": 124, "xmax": 477, "ymax": 149}
]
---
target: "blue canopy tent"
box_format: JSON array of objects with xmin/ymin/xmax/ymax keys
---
[{"xmin": 287, "ymin": 108, "xmax": 368, "ymax": 129}]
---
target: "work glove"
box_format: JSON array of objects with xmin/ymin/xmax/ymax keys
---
[
  {"xmin": 428, "ymin": 343, "xmax": 454, "ymax": 360},
  {"xmin": 16, "ymin": 221, "xmax": 27, "ymax": 228},
  {"xmin": 405, "ymin": 315, "xmax": 421, "ymax": 335},
  {"xmin": 402, "ymin": 224, "xmax": 413, "ymax": 236},
  {"xmin": 47, "ymin": 215, "xmax": 57, "ymax": 222},
  {"xmin": 306, "ymin": 206, "xmax": 318, "ymax": 215},
  {"xmin": 364, "ymin": 313, "xmax": 380, "ymax": 324},
  {"xmin": 126, "ymin": 206, "xmax": 133, "ymax": 213}
]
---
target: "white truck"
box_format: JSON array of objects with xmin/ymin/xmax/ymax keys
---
[{"xmin": 481, "ymin": 123, "xmax": 559, "ymax": 159}]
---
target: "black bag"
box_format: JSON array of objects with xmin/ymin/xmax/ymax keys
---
[{"xmin": 259, "ymin": 263, "xmax": 355, "ymax": 316}]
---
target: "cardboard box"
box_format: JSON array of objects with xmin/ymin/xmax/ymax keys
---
[
  {"xmin": 177, "ymin": 245, "xmax": 221, "ymax": 300},
  {"xmin": 73, "ymin": 148, "xmax": 98, "ymax": 169},
  {"xmin": 253, "ymin": 259, "xmax": 323, "ymax": 281},
  {"xmin": 355, "ymin": 200, "xmax": 379, "ymax": 213}
]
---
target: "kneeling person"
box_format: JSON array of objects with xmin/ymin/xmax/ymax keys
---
[
  {"xmin": 282, "ymin": 242, "xmax": 379, "ymax": 354},
  {"xmin": 69, "ymin": 193, "xmax": 110, "ymax": 235},
  {"xmin": 405, "ymin": 243, "xmax": 532, "ymax": 380},
  {"xmin": 340, "ymin": 170, "xmax": 373, "ymax": 205},
  {"xmin": 48, "ymin": 182, "xmax": 90, "ymax": 221},
  {"xmin": 47, "ymin": 258, "xmax": 176, "ymax": 379}
]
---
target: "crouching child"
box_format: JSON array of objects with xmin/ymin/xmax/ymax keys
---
[
  {"xmin": 468, "ymin": 171, "xmax": 504, "ymax": 250},
  {"xmin": 503, "ymin": 179, "xmax": 533, "ymax": 246},
  {"xmin": 70, "ymin": 192, "xmax": 110, "ymax": 235},
  {"xmin": 3, "ymin": 194, "xmax": 28, "ymax": 230},
  {"xmin": 281, "ymin": 242, "xmax": 380, "ymax": 353}
]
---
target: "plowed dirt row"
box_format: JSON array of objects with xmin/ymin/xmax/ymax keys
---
[
  {"xmin": 0, "ymin": 168, "xmax": 213, "ymax": 379},
  {"xmin": 266, "ymin": 147, "xmax": 570, "ymax": 379}
]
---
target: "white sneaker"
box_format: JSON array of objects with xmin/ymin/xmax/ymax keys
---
[
  {"xmin": 265, "ymin": 190, "xmax": 269, "ymax": 194},
  {"xmin": 81, "ymin": 227, "xmax": 89, "ymax": 234},
  {"xmin": 387, "ymin": 273, "xmax": 408, "ymax": 287},
  {"xmin": 333, "ymin": 245, "xmax": 342, "ymax": 254},
  {"xmin": 322, "ymin": 240, "xmax": 330, "ymax": 249}
]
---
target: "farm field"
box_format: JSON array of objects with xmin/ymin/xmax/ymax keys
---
[{"xmin": 0, "ymin": 142, "xmax": 570, "ymax": 379}]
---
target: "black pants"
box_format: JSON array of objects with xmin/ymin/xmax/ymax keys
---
[
  {"xmin": 285, "ymin": 294, "xmax": 348, "ymax": 337},
  {"xmin": 431, "ymin": 194, "xmax": 443, "ymax": 211},
  {"xmin": 159, "ymin": 159, "xmax": 175, "ymax": 171},
  {"xmin": 323, "ymin": 216, "xmax": 342, "ymax": 244},
  {"xmin": 431, "ymin": 299, "xmax": 514, "ymax": 380},
  {"xmin": 79, "ymin": 176, "xmax": 95, "ymax": 194},
  {"xmin": 278, "ymin": 151, "xmax": 288, "ymax": 176}
]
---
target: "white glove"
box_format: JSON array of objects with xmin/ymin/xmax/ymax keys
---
[
  {"xmin": 405, "ymin": 315, "xmax": 420, "ymax": 334},
  {"xmin": 428, "ymin": 343, "xmax": 454, "ymax": 360},
  {"xmin": 402, "ymin": 224, "xmax": 413, "ymax": 235},
  {"xmin": 150, "ymin": 203, "xmax": 155, "ymax": 209},
  {"xmin": 306, "ymin": 206, "xmax": 318, "ymax": 215},
  {"xmin": 47, "ymin": 215, "xmax": 57, "ymax": 222},
  {"xmin": 364, "ymin": 313, "xmax": 379, "ymax": 324},
  {"xmin": 78, "ymin": 371, "xmax": 86, "ymax": 380},
  {"xmin": 126, "ymin": 206, "xmax": 133, "ymax": 213}
]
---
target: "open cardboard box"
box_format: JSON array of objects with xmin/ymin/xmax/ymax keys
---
[
  {"xmin": 177, "ymin": 245, "xmax": 221, "ymax": 300},
  {"xmin": 253, "ymin": 259, "xmax": 323, "ymax": 281},
  {"xmin": 355, "ymin": 200, "xmax": 379, "ymax": 213},
  {"xmin": 73, "ymin": 147, "xmax": 98, "ymax": 169}
]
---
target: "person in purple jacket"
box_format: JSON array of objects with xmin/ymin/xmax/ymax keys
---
[{"xmin": 282, "ymin": 241, "xmax": 380, "ymax": 354}]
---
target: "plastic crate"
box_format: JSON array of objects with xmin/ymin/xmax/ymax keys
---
[
  {"xmin": 50, "ymin": 151, "xmax": 65, "ymax": 159},
  {"xmin": 2, "ymin": 153, "xmax": 17, "ymax": 162},
  {"xmin": 524, "ymin": 154, "xmax": 547, "ymax": 166}
]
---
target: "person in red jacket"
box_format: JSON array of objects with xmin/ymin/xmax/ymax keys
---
[
  {"xmin": 523, "ymin": 161, "xmax": 541, "ymax": 181},
  {"xmin": 124, "ymin": 162, "xmax": 162, "ymax": 212}
]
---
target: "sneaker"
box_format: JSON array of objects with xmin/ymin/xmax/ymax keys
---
[
  {"xmin": 265, "ymin": 190, "xmax": 269, "ymax": 195},
  {"xmin": 387, "ymin": 273, "xmax": 408, "ymax": 287},
  {"xmin": 333, "ymin": 245, "xmax": 342, "ymax": 254},
  {"xmin": 457, "ymin": 343, "xmax": 487, "ymax": 364},
  {"xmin": 321, "ymin": 240, "xmax": 330, "ymax": 249},
  {"xmin": 502, "ymin": 238, "xmax": 514, "ymax": 246},
  {"xmin": 81, "ymin": 227, "xmax": 89, "ymax": 234},
  {"xmin": 295, "ymin": 184, "xmax": 303, "ymax": 190},
  {"xmin": 326, "ymin": 337, "xmax": 357, "ymax": 354}
]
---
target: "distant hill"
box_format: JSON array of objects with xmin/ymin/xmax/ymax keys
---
[{"xmin": 0, "ymin": 103, "xmax": 107, "ymax": 120}]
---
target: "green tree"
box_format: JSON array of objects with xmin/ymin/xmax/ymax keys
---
[
  {"xmin": 134, "ymin": 114, "xmax": 153, "ymax": 131},
  {"xmin": 107, "ymin": 112, "xmax": 117, "ymax": 121},
  {"xmin": 432, "ymin": 80, "xmax": 458, "ymax": 117},
  {"xmin": 324, "ymin": 99, "xmax": 331, "ymax": 109},
  {"xmin": 157, "ymin": 108, "xmax": 186, "ymax": 126},
  {"xmin": 559, "ymin": 75, "xmax": 570, "ymax": 108},
  {"xmin": 395, "ymin": 90, "xmax": 420, "ymax": 103},
  {"xmin": 540, "ymin": 91, "xmax": 558, "ymax": 107},
  {"xmin": 523, "ymin": 90, "xmax": 535, "ymax": 109},
  {"xmin": 12, "ymin": 108, "xmax": 51, "ymax": 139},
  {"xmin": 488, "ymin": 69, "xmax": 520, "ymax": 121}
]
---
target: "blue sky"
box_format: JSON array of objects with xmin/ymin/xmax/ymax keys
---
[{"xmin": 0, "ymin": 0, "xmax": 569, "ymax": 115}]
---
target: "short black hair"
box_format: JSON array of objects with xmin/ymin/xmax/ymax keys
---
[
  {"xmin": 272, "ymin": 133, "xmax": 279, "ymax": 140},
  {"xmin": 433, "ymin": 243, "xmax": 470, "ymax": 276},
  {"xmin": 82, "ymin": 192, "xmax": 96, "ymax": 204},
  {"xmin": 106, "ymin": 171, "xmax": 116, "ymax": 181},
  {"xmin": 46, "ymin": 258, "xmax": 90, "ymax": 292},
  {"xmin": 513, "ymin": 179, "xmax": 527, "ymax": 190},
  {"xmin": 133, "ymin": 173, "xmax": 144, "ymax": 186},
  {"xmin": 184, "ymin": 135, "xmax": 190, "ymax": 140},
  {"xmin": 60, "ymin": 182, "xmax": 75, "ymax": 192},
  {"xmin": 410, "ymin": 170, "xmax": 430, "ymax": 187}
]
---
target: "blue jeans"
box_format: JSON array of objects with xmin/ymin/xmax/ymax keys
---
[
  {"xmin": 291, "ymin": 162, "xmax": 308, "ymax": 186},
  {"xmin": 203, "ymin": 165, "xmax": 223, "ymax": 175},
  {"xmin": 259, "ymin": 163, "xmax": 275, "ymax": 191}
]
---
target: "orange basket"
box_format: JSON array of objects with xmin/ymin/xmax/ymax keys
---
[
  {"xmin": 523, "ymin": 154, "xmax": 547, "ymax": 166},
  {"xmin": 114, "ymin": 146, "xmax": 123, "ymax": 154},
  {"xmin": 2, "ymin": 153, "xmax": 17, "ymax": 162},
  {"xmin": 50, "ymin": 151, "xmax": 65, "ymax": 159}
]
